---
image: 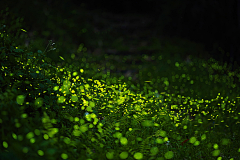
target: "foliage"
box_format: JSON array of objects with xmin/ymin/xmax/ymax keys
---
[{"xmin": 0, "ymin": 7, "xmax": 240, "ymax": 160}]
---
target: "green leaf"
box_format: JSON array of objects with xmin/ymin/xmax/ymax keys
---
[
  {"xmin": 59, "ymin": 56, "xmax": 65, "ymax": 60},
  {"xmin": 14, "ymin": 49, "xmax": 24, "ymax": 53},
  {"xmin": 30, "ymin": 73, "xmax": 38, "ymax": 79},
  {"xmin": 38, "ymin": 50, "xmax": 42, "ymax": 54}
]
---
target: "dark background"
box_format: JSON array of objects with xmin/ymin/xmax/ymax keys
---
[
  {"xmin": 80, "ymin": 0, "xmax": 240, "ymax": 70},
  {"xmin": 1, "ymin": 0, "xmax": 240, "ymax": 71}
]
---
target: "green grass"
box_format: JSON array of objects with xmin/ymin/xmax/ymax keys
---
[{"xmin": 1, "ymin": 7, "xmax": 240, "ymax": 160}]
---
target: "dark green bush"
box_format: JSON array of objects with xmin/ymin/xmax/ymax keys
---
[{"xmin": 0, "ymin": 9, "xmax": 83, "ymax": 160}]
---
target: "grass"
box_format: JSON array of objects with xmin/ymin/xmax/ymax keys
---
[{"xmin": 1, "ymin": 7, "xmax": 240, "ymax": 160}]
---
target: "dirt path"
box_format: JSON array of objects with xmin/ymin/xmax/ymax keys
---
[{"xmin": 76, "ymin": 10, "xmax": 192, "ymax": 83}]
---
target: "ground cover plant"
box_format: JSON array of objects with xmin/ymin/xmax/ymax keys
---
[{"xmin": 1, "ymin": 8, "xmax": 240, "ymax": 160}]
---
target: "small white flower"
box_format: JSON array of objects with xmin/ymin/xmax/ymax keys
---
[
  {"xmin": 165, "ymin": 141, "xmax": 170, "ymax": 146},
  {"xmin": 84, "ymin": 112, "xmax": 89, "ymax": 116}
]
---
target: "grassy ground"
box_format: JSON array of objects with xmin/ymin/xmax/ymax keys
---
[{"xmin": 46, "ymin": 8, "xmax": 240, "ymax": 159}]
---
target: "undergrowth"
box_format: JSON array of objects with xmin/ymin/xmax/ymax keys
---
[{"xmin": 0, "ymin": 8, "xmax": 240, "ymax": 160}]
